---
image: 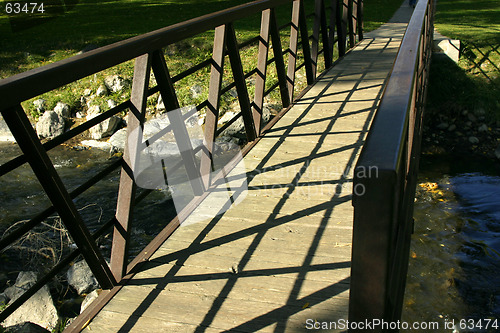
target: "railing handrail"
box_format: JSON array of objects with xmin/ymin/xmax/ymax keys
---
[
  {"xmin": 354, "ymin": 0, "xmax": 430, "ymax": 174},
  {"xmin": 349, "ymin": 0, "xmax": 434, "ymax": 328}
]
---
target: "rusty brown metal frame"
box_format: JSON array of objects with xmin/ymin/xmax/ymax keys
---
[
  {"xmin": 349, "ymin": 0, "xmax": 434, "ymax": 330},
  {"xmin": 0, "ymin": 0, "xmax": 363, "ymax": 328}
]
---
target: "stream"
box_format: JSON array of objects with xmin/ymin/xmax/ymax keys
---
[
  {"xmin": 403, "ymin": 155, "xmax": 500, "ymax": 331},
  {"xmin": 0, "ymin": 142, "xmax": 177, "ymax": 275}
]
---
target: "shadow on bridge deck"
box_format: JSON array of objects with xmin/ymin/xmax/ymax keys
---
[{"xmin": 85, "ymin": 6, "xmax": 414, "ymax": 332}]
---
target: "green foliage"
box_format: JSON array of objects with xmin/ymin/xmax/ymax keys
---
[
  {"xmin": 434, "ymin": 0, "xmax": 500, "ymax": 45},
  {"xmin": 427, "ymin": 55, "xmax": 500, "ymax": 121},
  {"xmin": 427, "ymin": 0, "xmax": 500, "ymax": 122}
]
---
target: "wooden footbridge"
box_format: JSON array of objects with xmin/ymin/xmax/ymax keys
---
[{"xmin": 0, "ymin": 0, "xmax": 434, "ymax": 332}]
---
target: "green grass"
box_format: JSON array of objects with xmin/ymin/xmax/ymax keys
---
[
  {"xmin": 0, "ymin": 0, "xmax": 403, "ymax": 120},
  {"xmin": 363, "ymin": 0, "xmax": 404, "ymax": 32},
  {"xmin": 434, "ymin": 0, "xmax": 500, "ymax": 44},
  {"xmin": 427, "ymin": 0, "xmax": 500, "ymax": 122}
]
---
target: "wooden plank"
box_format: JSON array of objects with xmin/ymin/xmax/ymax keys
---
[
  {"xmin": 94, "ymin": 285, "xmax": 349, "ymax": 331},
  {"xmin": 130, "ymin": 262, "xmax": 351, "ymax": 299}
]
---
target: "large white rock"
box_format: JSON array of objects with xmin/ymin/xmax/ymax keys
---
[
  {"xmin": 66, "ymin": 260, "xmax": 99, "ymax": 295},
  {"xmin": 36, "ymin": 111, "xmax": 65, "ymax": 139},
  {"xmin": 86, "ymin": 106, "xmax": 120, "ymax": 139},
  {"xmin": 0, "ymin": 114, "xmax": 16, "ymax": 142},
  {"xmin": 4, "ymin": 322, "xmax": 49, "ymax": 333},
  {"xmin": 104, "ymin": 75, "xmax": 129, "ymax": 93},
  {"xmin": 3, "ymin": 272, "xmax": 59, "ymax": 332},
  {"xmin": 53, "ymin": 102, "xmax": 71, "ymax": 118},
  {"xmin": 80, "ymin": 290, "xmax": 99, "ymax": 314}
]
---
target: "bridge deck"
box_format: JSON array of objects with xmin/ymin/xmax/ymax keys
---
[{"xmin": 86, "ymin": 8, "xmax": 411, "ymax": 332}]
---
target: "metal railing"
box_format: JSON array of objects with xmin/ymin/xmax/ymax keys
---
[
  {"xmin": 0, "ymin": 0, "xmax": 363, "ymax": 327},
  {"xmin": 349, "ymin": 0, "xmax": 434, "ymax": 329}
]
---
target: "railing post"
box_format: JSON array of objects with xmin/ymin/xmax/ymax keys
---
[
  {"xmin": 225, "ymin": 22, "xmax": 257, "ymax": 143},
  {"xmin": 348, "ymin": 0, "xmax": 356, "ymax": 48},
  {"xmin": 2, "ymin": 106, "xmax": 116, "ymax": 289},
  {"xmin": 337, "ymin": 0, "xmax": 348, "ymax": 56},
  {"xmin": 110, "ymin": 53, "xmax": 151, "ymax": 281},
  {"xmin": 253, "ymin": 7, "xmax": 291, "ymax": 136},
  {"xmin": 349, "ymin": 169, "xmax": 400, "ymax": 329},
  {"xmin": 320, "ymin": 0, "xmax": 333, "ymax": 68},
  {"xmin": 349, "ymin": 0, "xmax": 434, "ymax": 329},
  {"xmin": 201, "ymin": 25, "xmax": 226, "ymax": 189},
  {"xmin": 253, "ymin": 9, "xmax": 272, "ymax": 136},
  {"xmin": 328, "ymin": 0, "xmax": 338, "ymax": 64},
  {"xmin": 153, "ymin": 50, "xmax": 205, "ymax": 196},
  {"xmin": 357, "ymin": 0, "xmax": 364, "ymax": 41},
  {"xmin": 287, "ymin": 0, "xmax": 300, "ymax": 101},
  {"xmin": 269, "ymin": 8, "xmax": 291, "ymax": 110},
  {"xmin": 298, "ymin": 0, "xmax": 315, "ymax": 84},
  {"xmin": 311, "ymin": 0, "xmax": 322, "ymax": 77}
]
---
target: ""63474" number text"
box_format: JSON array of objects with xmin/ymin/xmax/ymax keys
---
[{"xmin": 5, "ymin": 2, "xmax": 45, "ymax": 14}]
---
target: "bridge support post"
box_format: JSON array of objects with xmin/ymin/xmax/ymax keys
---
[{"xmin": 110, "ymin": 53, "xmax": 152, "ymax": 280}]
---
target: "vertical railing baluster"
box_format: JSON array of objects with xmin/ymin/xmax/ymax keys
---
[
  {"xmin": 225, "ymin": 22, "xmax": 257, "ymax": 142},
  {"xmin": 152, "ymin": 50, "xmax": 205, "ymax": 196},
  {"xmin": 3, "ymin": 105, "xmax": 115, "ymax": 289},
  {"xmin": 269, "ymin": 8, "xmax": 291, "ymax": 109},
  {"xmin": 252, "ymin": 9, "xmax": 272, "ymax": 136},
  {"xmin": 319, "ymin": 0, "xmax": 332, "ymax": 68},
  {"xmin": 298, "ymin": 0, "xmax": 315, "ymax": 85},
  {"xmin": 311, "ymin": 0, "xmax": 322, "ymax": 78},
  {"xmin": 110, "ymin": 53, "xmax": 151, "ymax": 280},
  {"xmin": 337, "ymin": 0, "xmax": 348, "ymax": 56},
  {"xmin": 287, "ymin": 0, "xmax": 300, "ymax": 101},
  {"xmin": 349, "ymin": 0, "xmax": 358, "ymax": 48},
  {"xmin": 201, "ymin": 25, "xmax": 226, "ymax": 189},
  {"xmin": 357, "ymin": 0, "xmax": 364, "ymax": 41},
  {"xmin": 328, "ymin": 0, "xmax": 338, "ymax": 65}
]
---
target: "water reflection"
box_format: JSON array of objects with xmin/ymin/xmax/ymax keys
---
[{"xmin": 403, "ymin": 156, "xmax": 500, "ymax": 331}]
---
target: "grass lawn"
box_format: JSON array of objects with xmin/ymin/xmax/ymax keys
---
[
  {"xmin": 427, "ymin": 0, "xmax": 500, "ymax": 122},
  {"xmin": 0, "ymin": 0, "xmax": 403, "ymax": 119}
]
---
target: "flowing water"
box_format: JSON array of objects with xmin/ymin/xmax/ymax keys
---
[
  {"xmin": 0, "ymin": 142, "xmax": 177, "ymax": 276},
  {"xmin": 403, "ymin": 155, "xmax": 500, "ymax": 331}
]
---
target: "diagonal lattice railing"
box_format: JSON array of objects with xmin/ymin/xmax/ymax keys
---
[{"xmin": 0, "ymin": 0, "xmax": 363, "ymax": 326}]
